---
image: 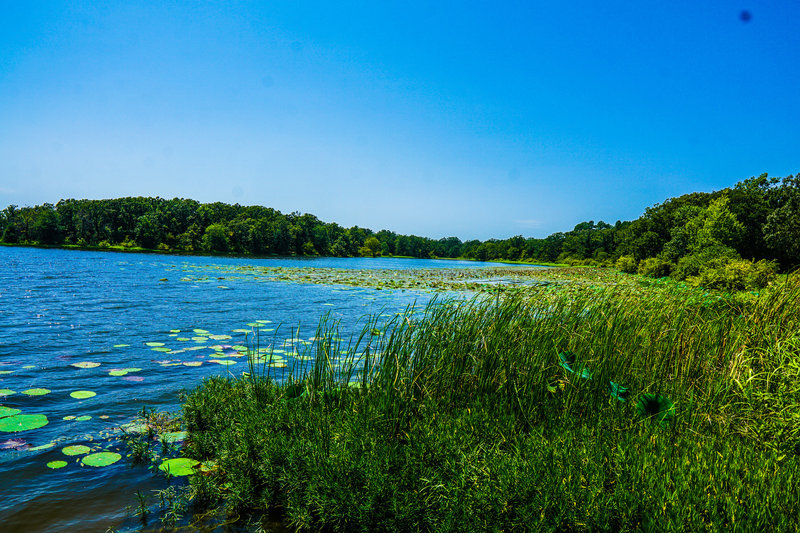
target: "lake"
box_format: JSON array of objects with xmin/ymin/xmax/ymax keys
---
[{"xmin": 0, "ymin": 247, "xmax": 518, "ymax": 532}]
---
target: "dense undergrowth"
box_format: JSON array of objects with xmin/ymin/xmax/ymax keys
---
[{"xmin": 180, "ymin": 274, "xmax": 800, "ymax": 531}]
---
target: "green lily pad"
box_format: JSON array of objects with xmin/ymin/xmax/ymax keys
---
[
  {"xmin": 256, "ymin": 320, "xmax": 272, "ymax": 324},
  {"xmin": 208, "ymin": 334, "xmax": 232, "ymax": 340},
  {"xmin": 161, "ymin": 431, "xmax": 187, "ymax": 443},
  {"xmin": 145, "ymin": 342, "xmax": 165, "ymax": 347},
  {"xmin": 70, "ymin": 391, "xmax": 96, "ymax": 399},
  {"xmin": 245, "ymin": 323, "xmax": 261, "ymax": 327},
  {"xmin": 71, "ymin": 362, "xmax": 101, "ymax": 369},
  {"xmin": 0, "ymin": 414, "xmax": 49, "ymax": 432},
  {"xmin": 0, "ymin": 406, "xmax": 22, "ymax": 418},
  {"xmin": 193, "ymin": 329, "xmax": 209, "ymax": 334},
  {"xmin": 22, "ymin": 388, "xmax": 51, "ymax": 396},
  {"xmin": 22, "ymin": 365, "xmax": 36, "ymax": 369},
  {"xmin": 176, "ymin": 337, "xmax": 191, "ymax": 341},
  {"xmin": 0, "ymin": 371, "xmax": 14, "ymax": 375},
  {"xmin": 63, "ymin": 415, "xmax": 76, "ymax": 420},
  {"xmin": 636, "ymin": 394, "xmax": 675, "ymax": 424},
  {"xmin": 108, "ymin": 370, "xmax": 128, "ymax": 377},
  {"xmin": 182, "ymin": 361, "xmax": 202, "ymax": 367},
  {"xmin": 113, "ymin": 344, "xmax": 131, "ymax": 348},
  {"xmin": 47, "ymin": 460, "xmax": 68, "ymax": 469},
  {"xmin": 169, "ymin": 329, "xmax": 181, "ymax": 333},
  {"xmin": 231, "ymin": 345, "xmax": 248, "ymax": 351},
  {"xmin": 76, "ymin": 415, "xmax": 92, "ymax": 421},
  {"xmin": 158, "ymin": 457, "xmax": 199, "ymax": 476},
  {"xmin": 0, "ymin": 389, "xmax": 15, "ymax": 397},
  {"xmin": 82, "ymin": 451, "xmax": 121, "ymax": 467},
  {"xmin": 231, "ymin": 329, "xmax": 249, "ymax": 333},
  {"xmin": 151, "ymin": 347, "xmax": 171, "ymax": 352},
  {"xmin": 62, "ymin": 444, "xmax": 92, "ymax": 456},
  {"xmin": 30, "ymin": 441, "xmax": 56, "ymax": 451}
]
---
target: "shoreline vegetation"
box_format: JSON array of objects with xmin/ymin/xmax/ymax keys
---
[
  {"xmin": 172, "ymin": 267, "xmax": 800, "ymax": 531},
  {"xmin": 2, "ymin": 172, "xmax": 798, "ymax": 291}
]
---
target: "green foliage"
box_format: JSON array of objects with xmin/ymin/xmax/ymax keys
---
[
  {"xmin": 688, "ymin": 258, "xmax": 778, "ymax": 291},
  {"xmin": 637, "ymin": 257, "xmax": 672, "ymax": 278},
  {"xmin": 201, "ymin": 223, "xmax": 230, "ymax": 252},
  {"xmin": 181, "ymin": 276, "xmax": 800, "ymax": 530},
  {"xmin": 358, "ymin": 236, "xmax": 381, "ymax": 258},
  {"xmin": 615, "ymin": 255, "xmax": 638, "ymax": 273}
]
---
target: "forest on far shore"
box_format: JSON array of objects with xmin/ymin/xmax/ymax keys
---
[{"xmin": 2, "ymin": 173, "xmax": 798, "ymax": 290}]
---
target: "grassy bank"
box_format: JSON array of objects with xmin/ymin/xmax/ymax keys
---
[{"xmin": 180, "ymin": 274, "xmax": 800, "ymax": 531}]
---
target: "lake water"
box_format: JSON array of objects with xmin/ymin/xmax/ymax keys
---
[{"xmin": 0, "ymin": 247, "xmax": 512, "ymax": 532}]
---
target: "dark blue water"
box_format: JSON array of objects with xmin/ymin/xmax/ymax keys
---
[{"xmin": 0, "ymin": 247, "xmax": 509, "ymax": 532}]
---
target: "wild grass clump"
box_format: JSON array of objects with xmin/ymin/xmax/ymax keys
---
[{"xmin": 181, "ymin": 275, "xmax": 800, "ymax": 531}]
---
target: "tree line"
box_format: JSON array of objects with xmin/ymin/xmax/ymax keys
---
[{"xmin": 2, "ymin": 173, "xmax": 798, "ymax": 287}]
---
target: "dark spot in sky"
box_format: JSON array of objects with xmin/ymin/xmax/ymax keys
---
[{"xmin": 740, "ymin": 10, "xmax": 752, "ymax": 23}]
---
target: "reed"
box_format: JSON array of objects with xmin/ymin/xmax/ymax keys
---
[{"xmin": 181, "ymin": 273, "xmax": 800, "ymax": 531}]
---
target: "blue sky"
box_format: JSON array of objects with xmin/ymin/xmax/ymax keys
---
[{"xmin": 1, "ymin": 1, "xmax": 798, "ymax": 240}]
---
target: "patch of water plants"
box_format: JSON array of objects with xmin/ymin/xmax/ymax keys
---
[{"xmin": 171, "ymin": 272, "xmax": 800, "ymax": 531}]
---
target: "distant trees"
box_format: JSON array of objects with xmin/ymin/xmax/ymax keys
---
[{"xmin": 2, "ymin": 172, "xmax": 798, "ymax": 286}]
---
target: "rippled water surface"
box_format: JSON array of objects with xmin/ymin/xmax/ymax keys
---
[{"xmin": 0, "ymin": 247, "xmax": 504, "ymax": 532}]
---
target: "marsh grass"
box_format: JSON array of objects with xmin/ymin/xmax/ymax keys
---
[{"xmin": 181, "ymin": 274, "xmax": 800, "ymax": 531}]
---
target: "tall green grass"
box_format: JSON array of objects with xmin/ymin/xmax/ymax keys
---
[{"xmin": 182, "ymin": 274, "xmax": 800, "ymax": 531}]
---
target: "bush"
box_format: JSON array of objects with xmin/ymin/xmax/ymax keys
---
[
  {"xmin": 637, "ymin": 257, "xmax": 672, "ymax": 278},
  {"xmin": 689, "ymin": 258, "xmax": 778, "ymax": 291},
  {"xmin": 615, "ymin": 255, "xmax": 638, "ymax": 273}
]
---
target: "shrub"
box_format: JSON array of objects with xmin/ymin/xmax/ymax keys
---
[
  {"xmin": 637, "ymin": 257, "xmax": 672, "ymax": 278},
  {"xmin": 689, "ymin": 258, "xmax": 778, "ymax": 291},
  {"xmin": 615, "ymin": 255, "xmax": 638, "ymax": 273}
]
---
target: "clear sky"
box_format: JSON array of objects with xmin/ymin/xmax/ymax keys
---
[{"xmin": 1, "ymin": 1, "xmax": 798, "ymax": 240}]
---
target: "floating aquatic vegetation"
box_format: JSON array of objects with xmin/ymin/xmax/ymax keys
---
[
  {"xmin": 113, "ymin": 344, "xmax": 130, "ymax": 348},
  {"xmin": 123, "ymin": 376, "xmax": 145, "ymax": 382},
  {"xmin": 0, "ymin": 389, "xmax": 14, "ymax": 397},
  {"xmin": 0, "ymin": 406, "xmax": 21, "ymax": 418},
  {"xmin": 158, "ymin": 457, "xmax": 198, "ymax": 476},
  {"xmin": 636, "ymin": 393, "xmax": 675, "ymax": 424},
  {"xmin": 29, "ymin": 442, "xmax": 56, "ymax": 451},
  {"xmin": 76, "ymin": 415, "xmax": 92, "ymax": 422},
  {"xmin": 108, "ymin": 370, "xmax": 129, "ymax": 377},
  {"xmin": 208, "ymin": 334, "xmax": 232, "ymax": 340},
  {"xmin": 70, "ymin": 362, "xmax": 100, "ymax": 369},
  {"xmin": 145, "ymin": 342, "xmax": 165, "ymax": 347},
  {"xmin": 0, "ymin": 414, "xmax": 48, "ymax": 432},
  {"xmin": 62, "ymin": 445, "xmax": 91, "ymax": 456},
  {"xmin": 0, "ymin": 371, "xmax": 14, "ymax": 375},
  {"xmin": 231, "ymin": 329, "xmax": 249, "ymax": 333},
  {"xmin": 82, "ymin": 452, "xmax": 121, "ymax": 467},
  {"xmin": 182, "ymin": 362, "xmax": 202, "ymax": 367},
  {"xmin": 1, "ymin": 438, "xmax": 29, "ymax": 450},
  {"xmin": 161, "ymin": 431, "xmax": 187, "ymax": 443},
  {"xmin": 63, "ymin": 416, "xmax": 76, "ymax": 420},
  {"xmin": 22, "ymin": 388, "xmax": 51, "ymax": 396},
  {"xmin": 70, "ymin": 391, "xmax": 96, "ymax": 399},
  {"xmin": 256, "ymin": 320, "xmax": 272, "ymax": 324},
  {"xmin": 169, "ymin": 329, "xmax": 181, "ymax": 333},
  {"xmin": 46, "ymin": 460, "xmax": 68, "ymax": 469},
  {"xmin": 176, "ymin": 337, "xmax": 190, "ymax": 341},
  {"xmin": 193, "ymin": 329, "xmax": 209, "ymax": 334},
  {"xmin": 209, "ymin": 360, "xmax": 236, "ymax": 366}
]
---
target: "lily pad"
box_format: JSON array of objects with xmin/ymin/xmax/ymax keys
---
[
  {"xmin": 63, "ymin": 415, "xmax": 76, "ymax": 420},
  {"xmin": 108, "ymin": 370, "xmax": 129, "ymax": 377},
  {"xmin": 193, "ymin": 329, "xmax": 209, "ymax": 334},
  {"xmin": 47, "ymin": 460, "xmax": 68, "ymax": 469},
  {"xmin": 22, "ymin": 388, "xmax": 51, "ymax": 396},
  {"xmin": 0, "ymin": 414, "xmax": 48, "ymax": 432},
  {"xmin": 636, "ymin": 394, "xmax": 675, "ymax": 424},
  {"xmin": 0, "ymin": 371, "xmax": 14, "ymax": 375},
  {"xmin": 169, "ymin": 329, "xmax": 181, "ymax": 333},
  {"xmin": 151, "ymin": 347, "xmax": 171, "ymax": 352},
  {"xmin": 176, "ymin": 337, "xmax": 191, "ymax": 341},
  {"xmin": 209, "ymin": 360, "xmax": 236, "ymax": 366},
  {"xmin": 182, "ymin": 361, "xmax": 202, "ymax": 367},
  {"xmin": 22, "ymin": 365, "xmax": 36, "ymax": 369},
  {"xmin": 71, "ymin": 362, "xmax": 101, "ymax": 369},
  {"xmin": 122, "ymin": 376, "xmax": 145, "ymax": 382},
  {"xmin": 0, "ymin": 389, "xmax": 15, "ymax": 397},
  {"xmin": 62, "ymin": 444, "xmax": 91, "ymax": 456},
  {"xmin": 76, "ymin": 415, "xmax": 92, "ymax": 422},
  {"xmin": 231, "ymin": 329, "xmax": 249, "ymax": 333},
  {"xmin": 82, "ymin": 451, "xmax": 121, "ymax": 467},
  {"xmin": 145, "ymin": 342, "xmax": 165, "ymax": 347},
  {"xmin": 113, "ymin": 344, "xmax": 130, "ymax": 348},
  {"xmin": 158, "ymin": 457, "xmax": 199, "ymax": 476},
  {"xmin": 161, "ymin": 431, "xmax": 187, "ymax": 443},
  {"xmin": 30, "ymin": 442, "xmax": 56, "ymax": 451},
  {"xmin": 0, "ymin": 406, "xmax": 22, "ymax": 418},
  {"xmin": 70, "ymin": 391, "xmax": 96, "ymax": 400}
]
